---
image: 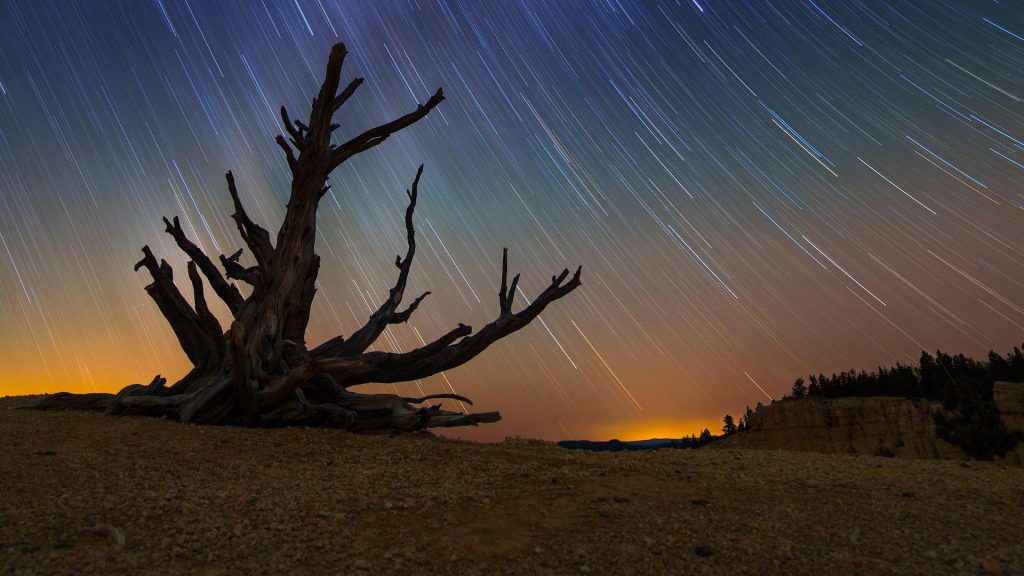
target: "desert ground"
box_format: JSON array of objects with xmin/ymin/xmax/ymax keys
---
[{"xmin": 2, "ymin": 397, "xmax": 1022, "ymax": 575}]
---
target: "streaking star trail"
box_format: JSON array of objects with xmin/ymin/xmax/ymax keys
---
[{"xmin": 0, "ymin": 0, "xmax": 1021, "ymax": 440}]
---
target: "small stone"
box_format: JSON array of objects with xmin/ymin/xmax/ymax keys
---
[
  {"xmin": 694, "ymin": 545, "xmax": 713, "ymax": 558},
  {"xmin": 85, "ymin": 523, "xmax": 126, "ymax": 546}
]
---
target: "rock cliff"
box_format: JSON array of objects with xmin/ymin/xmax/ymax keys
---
[
  {"xmin": 994, "ymin": 381, "xmax": 1024, "ymax": 462},
  {"xmin": 715, "ymin": 396, "xmax": 964, "ymax": 460},
  {"xmin": 718, "ymin": 385, "xmax": 1024, "ymax": 463},
  {"xmin": 994, "ymin": 381, "xmax": 1024, "ymax": 432}
]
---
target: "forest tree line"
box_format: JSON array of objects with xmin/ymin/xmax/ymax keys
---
[{"xmin": 718, "ymin": 346, "xmax": 1024, "ymax": 459}]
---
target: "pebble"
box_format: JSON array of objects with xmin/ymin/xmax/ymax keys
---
[{"xmin": 2, "ymin": 401, "xmax": 1021, "ymax": 576}]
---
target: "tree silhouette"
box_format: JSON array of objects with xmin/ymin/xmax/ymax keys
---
[
  {"xmin": 790, "ymin": 377, "xmax": 806, "ymax": 399},
  {"xmin": 29, "ymin": 43, "xmax": 582, "ymax": 431},
  {"xmin": 722, "ymin": 414, "xmax": 736, "ymax": 435}
]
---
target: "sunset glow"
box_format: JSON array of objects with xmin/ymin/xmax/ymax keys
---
[{"xmin": 1, "ymin": 1, "xmax": 1022, "ymax": 441}]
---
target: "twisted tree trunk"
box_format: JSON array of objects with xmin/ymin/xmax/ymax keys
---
[{"xmin": 29, "ymin": 43, "xmax": 582, "ymax": 432}]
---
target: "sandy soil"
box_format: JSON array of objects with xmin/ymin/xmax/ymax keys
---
[{"xmin": 2, "ymin": 397, "xmax": 1022, "ymax": 575}]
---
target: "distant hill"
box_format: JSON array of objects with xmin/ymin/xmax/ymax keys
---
[{"xmin": 558, "ymin": 437, "xmax": 708, "ymax": 452}]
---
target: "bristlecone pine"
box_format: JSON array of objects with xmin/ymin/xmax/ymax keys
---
[{"xmin": 29, "ymin": 43, "xmax": 582, "ymax": 431}]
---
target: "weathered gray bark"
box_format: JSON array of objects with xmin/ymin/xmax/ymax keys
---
[{"xmin": 28, "ymin": 43, "xmax": 582, "ymax": 432}]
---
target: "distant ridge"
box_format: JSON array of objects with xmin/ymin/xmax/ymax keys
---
[{"xmin": 558, "ymin": 437, "xmax": 707, "ymax": 452}]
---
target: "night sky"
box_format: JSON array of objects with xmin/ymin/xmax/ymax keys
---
[{"xmin": 0, "ymin": 0, "xmax": 1021, "ymax": 440}]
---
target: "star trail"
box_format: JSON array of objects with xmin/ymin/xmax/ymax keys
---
[{"xmin": 0, "ymin": 0, "xmax": 1021, "ymax": 440}]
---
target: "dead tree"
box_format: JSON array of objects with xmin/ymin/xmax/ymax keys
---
[{"xmin": 30, "ymin": 43, "xmax": 581, "ymax": 431}]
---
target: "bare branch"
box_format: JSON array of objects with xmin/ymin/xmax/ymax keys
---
[
  {"xmin": 333, "ymin": 77, "xmax": 364, "ymax": 112},
  {"xmin": 280, "ymin": 106, "xmax": 305, "ymax": 148},
  {"xmin": 423, "ymin": 410, "xmax": 501, "ymax": 428},
  {"xmin": 391, "ymin": 291, "xmax": 430, "ymax": 324},
  {"xmin": 315, "ymin": 165, "xmax": 427, "ymax": 358},
  {"xmin": 275, "ymin": 135, "xmax": 298, "ymax": 174},
  {"xmin": 143, "ymin": 375, "xmax": 167, "ymax": 395},
  {"xmin": 402, "ymin": 393, "xmax": 474, "ymax": 405},
  {"xmin": 186, "ymin": 261, "xmax": 224, "ymax": 348},
  {"xmin": 329, "ymin": 90, "xmax": 444, "ymax": 172},
  {"xmin": 161, "ymin": 216, "xmax": 245, "ymax": 314},
  {"xmin": 498, "ymin": 248, "xmax": 521, "ymax": 316},
  {"xmin": 307, "ymin": 43, "xmax": 348, "ymax": 147},
  {"xmin": 323, "ymin": 259, "xmax": 581, "ymax": 387},
  {"xmin": 186, "ymin": 261, "xmax": 209, "ymax": 320},
  {"xmin": 219, "ymin": 249, "xmax": 262, "ymax": 286},
  {"xmin": 225, "ymin": 172, "xmax": 274, "ymax": 268},
  {"xmin": 134, "ymin": 246, "xmax": 215, "ymax": 366},
  {"xmin": 309, "ymin": 334, "xmax": 345, "ymax": 359},
  {"xmin": 285, "ymin": 323, "xmax": 473, "ymax": 397}
]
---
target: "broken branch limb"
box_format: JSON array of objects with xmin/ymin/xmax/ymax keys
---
[
  {"xmin": 219, "ymin": 249, "xmax": 262, "ymax": 286},
  {"xmin": 162, "ymin": 216, "xmax": 244, "ymax": 314},
  {"xmin": 134, "ymin": 246, "xmax": 214, "ymax": 366},
  {"xmin": 225, "ymin": 172, "xmax": 274, "ymax": 269},
  {"xmin": 326, "ymin": 260, "xmax": 581, "ymax": 387},
  {"xmin": 317, "ymin": 165, "xmax": 426, "ymax": 358},
  {"xmin": 329, "ymin": 90, "xmax": 445, "ymax": 171},
  {"xmin": 333, "ymin": 77, "xmax": 364, "ymax": 112},
  {"xmin": 186, "ymin": 261, "xmax": 225, "ymax": 353},
  {"xmin": 275, "ymin": 135, "xmax": 299, "ymax": 174},
  {"xmin": 402, "ymin": 393, "xmax": 474, "ymax": 405}
]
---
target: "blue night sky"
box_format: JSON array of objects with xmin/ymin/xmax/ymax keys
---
[{"xmin": 0, "ymin": 0, "xmax": 1021, "ymax": 440}]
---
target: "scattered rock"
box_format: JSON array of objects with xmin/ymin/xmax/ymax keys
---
[
  {"xmin": 3, "ymin": 399, "xmax": 1022, "ymax": 575},
  {"xmin": 84, "ymin": 524, "xmax": 125, "ymax": 547}
]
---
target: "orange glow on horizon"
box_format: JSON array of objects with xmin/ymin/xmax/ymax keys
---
[{"xmin": 599, "ymin": 419, "xmax": 724, "ymax": 442}]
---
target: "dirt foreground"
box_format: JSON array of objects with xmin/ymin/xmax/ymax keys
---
[{"xmin": 2, "ymin": 397, "xmax": 1022, "ymax": 575}]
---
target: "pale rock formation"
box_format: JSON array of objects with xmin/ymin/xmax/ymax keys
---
[
  {"xmin": 716, "ymin": 397, "xmax": 964, "ymax": 460},
  {"xmin": 994, "ymin": 381, "xmax": 1024, "ymax": 462},
  {"xmin": 718, "ymin": 389, "xmax": 1024, "ymax": 464}
]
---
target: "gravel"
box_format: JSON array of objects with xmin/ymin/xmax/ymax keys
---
[{"xmin": 2, "ymin": 398, "xmax": 1022, "ymax": 575}]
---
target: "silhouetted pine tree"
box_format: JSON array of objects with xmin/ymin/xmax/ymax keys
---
[
  {"xmin": 791, "ymin": 377, "xmax": 807, "ymax": 399},
  {"xmin": 722, "ymin": 414, "xmax": 737, "ymax": 435}
]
